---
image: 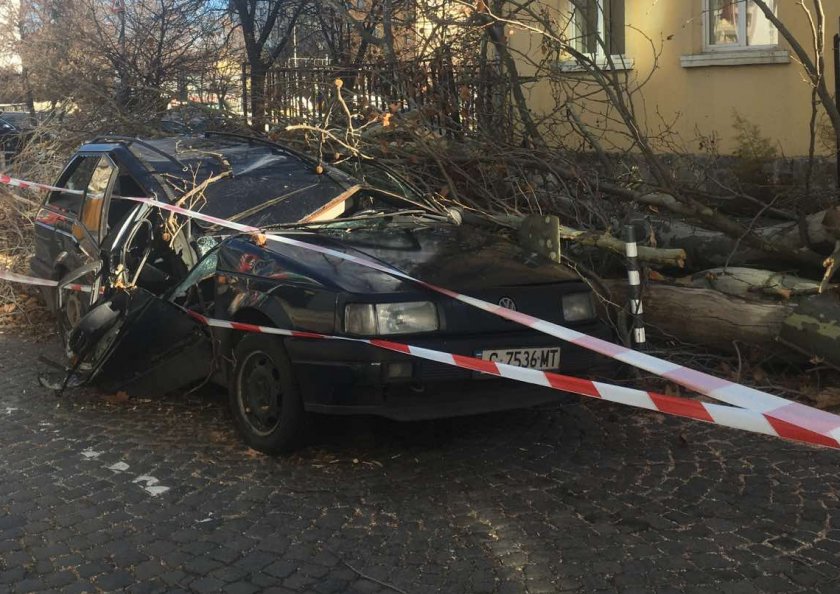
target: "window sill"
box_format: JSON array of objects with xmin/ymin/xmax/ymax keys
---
[
  {"xmin": 555, "ymin": 55, "xmax": 635, "ymax": 72},
  {"xmin": 680, "ymin": 49, "xmax": 790, "ymax": 68}
]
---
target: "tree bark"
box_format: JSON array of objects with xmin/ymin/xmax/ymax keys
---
[
  {"xmin": 653, "ymin": 206, "xmax": 840, "ymax": 271},
  {"xmin": 685, "ymin": 267, "xmax": 825, "ymax": 299},
  {"xmin": 485, "ymin": 10, "xmax": 544, "ymax": 148},
  {"xmin": 250, "ymin": 65, "xmax": 268, "ymax": 133},
  {"xmin": 602, "ymin": 279, "xmax": 795, "ymax": 351}
]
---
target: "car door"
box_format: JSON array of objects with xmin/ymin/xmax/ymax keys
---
[
  {"xmin": 76, "ymin": 248, "xmax": 219, "ymax": 396},
  {"xmin": 34, "ymin": 154, "xmax": 122, "ymax": 335},
  {"xmin": 34, "ymin": 154, "xmax": 117, "ymax": 282}
]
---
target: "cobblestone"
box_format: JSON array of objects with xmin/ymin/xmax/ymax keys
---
[{"xmin": 1, "ymin": 335, "xmax": 840, "ymax": 592}]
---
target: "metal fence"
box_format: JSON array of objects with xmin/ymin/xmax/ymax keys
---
[{"xmin": 242, "ymin": 60, "xmax": 506, "ymax": 136}]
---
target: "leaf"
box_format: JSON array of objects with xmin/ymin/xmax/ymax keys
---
[
  {"xmin": 104, "ymin": 391, "xmax": 130, "ymax": 404},
  {"xmin": 751, "ymin": 367, "xmax": 768, "ymax": 384}
]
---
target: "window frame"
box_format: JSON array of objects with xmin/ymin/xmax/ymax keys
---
[
  {"xmin": 572, "ymin": 0, "xmax": 609, "ymax": 57},
  {"xmin": 79, "ymin": 154, "xmax": 119, "ymax": 242},
  {"xmin": 566, "ymin": 0, "xmax": 628, "ymax": 68},
  {"xmin": 47, "ymin": 154, "xmax": 101, "ymax": 216},
  {"xmin": 703, "ymin": 0, "xmax": 779, "ymax": 52},
  {"xmin": 559, "ymin": 0, "xmax": 631, "ymax": 73}
]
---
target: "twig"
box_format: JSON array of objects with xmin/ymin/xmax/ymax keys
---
[
  {"xmin": 285, "ymin": 124, "xmax": 374, "ymax": 159},
  {"xmin": 341, "ymin": 559, "xmax": 409, "ymax": 594},
  {"xmin": 174, "ymin": 170, "xmax": 231, "ymax": 208},
  {"xmin": 819, "ymin": 240, "xmax": 840, "ymax": 293}
]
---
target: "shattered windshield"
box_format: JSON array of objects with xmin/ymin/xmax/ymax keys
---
[{"xmin": 262, "ymin": 186, "xmax": 451, "ymax": 232}]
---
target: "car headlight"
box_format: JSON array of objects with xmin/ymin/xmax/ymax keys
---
[
  {"xmin": 345, "ymin": 301, "xmax": 439, "ymax": 335},
  {"xmin": 562, "ymin": 292, "xmax": 595, "ymax": 322}
]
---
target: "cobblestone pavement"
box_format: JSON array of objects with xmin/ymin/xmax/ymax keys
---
[{"xmin": 1, "ymin": 335, "xmax": 840, "ymax": 594}]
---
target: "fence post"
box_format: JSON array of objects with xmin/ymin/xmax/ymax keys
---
[
  {"xmin": 241, "ymin": 63, "xmax": 249, "ymax": 124},
  {"xmin": 834, "ymin": 18, "xmax": 840, "ymax": 190},
  {"xmin": 625, "ymin": 224, "xmax": 646, "ymax": 349}
]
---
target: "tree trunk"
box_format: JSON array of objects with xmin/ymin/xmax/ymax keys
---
[
  {"xmin": 685, "ymin": 267, "xmax": 825, "ymax": 299},
  {"xmin": 250, "ymin": 65, "xmax": 268, "ymax": 133},
  {"xmin": 602, "ymin": 279, "xmax": 795, "ymax": 351},
  {"xmin": 485, "ymin": 11, "xmax": 544, "ymax": 148},
  {"xmin": 654, "ymin": 205, "xmax": 840, "ymax": 271}
]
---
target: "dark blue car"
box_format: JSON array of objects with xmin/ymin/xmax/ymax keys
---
[{"xmin": 32, "ymin": 133, "xmax": 613, "ymax": 453}]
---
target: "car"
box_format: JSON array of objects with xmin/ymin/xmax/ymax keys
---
[
  {"xmin": 31, "ymin": 133, "xmax": 615, "ymax": 453},
  {"xmin": 0, "ymin": 113, "xmax": 30, "ymax": 163}
]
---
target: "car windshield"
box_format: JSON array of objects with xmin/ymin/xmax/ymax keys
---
[
  {"xmin": 261, "ymin": 186, "xmax": 450, "ymax": 232},
  {"xmin": 332, "ymin": 159, "xmax": 428, "ymax": 203}
]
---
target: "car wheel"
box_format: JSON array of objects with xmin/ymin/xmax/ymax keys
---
[
  {"xmin": 58, "ymin": 289, "xmax": 88, "ymax": 354},
  {"xmin": 229, "ymin": 334, "xmax": 306, "ymax": 454}
]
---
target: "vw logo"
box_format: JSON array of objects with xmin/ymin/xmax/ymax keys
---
[{"xmin": 498, "ymin": 297, "xmax": 517, "ymax": 311}]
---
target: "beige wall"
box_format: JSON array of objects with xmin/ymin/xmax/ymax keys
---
[{"xmin": 509, "ymin": 1, "xmax": 840, "ymax": 156}]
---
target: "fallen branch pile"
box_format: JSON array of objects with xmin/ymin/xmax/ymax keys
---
[{"xmin": 275, "ymin": 98, "xmax": 840, "ymax": 405}]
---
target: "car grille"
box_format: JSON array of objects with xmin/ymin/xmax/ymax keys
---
[{"xmin": 438, "ymin": 283, "xmax": 585, "ymax": 335}]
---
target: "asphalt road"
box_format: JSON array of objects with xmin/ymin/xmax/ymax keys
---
[{"xmin": 1, "ymin": 334, "xmax": 840, "ymax": 593}]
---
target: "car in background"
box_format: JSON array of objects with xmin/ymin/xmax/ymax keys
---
[
  {"xmin": 0, "ymin": 112, "xmax": 33, "ymax": 163},
  {"xmin": 31, "ymin": 133, "xmax": 614, "ymax": 453}
]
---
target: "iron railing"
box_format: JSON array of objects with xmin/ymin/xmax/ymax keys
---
[{"xmin": 242, "ymin": 60, "xmax": 508, "ymax": 136}]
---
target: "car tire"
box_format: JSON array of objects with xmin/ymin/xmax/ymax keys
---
[
  {"xmin": 229, "ymin": 334, "xmax": 306, "ymax": 454},
  {"xmin": 58, "ymin": 288, "xmax": 89, "ymax": 354}
]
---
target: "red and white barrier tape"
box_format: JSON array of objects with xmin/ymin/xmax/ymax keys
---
[
  {"xmin": 0, "ymin": 268, "xmax": 91, "ymax": 292},
  {"xmin": 0, "ymin": 174, "xmax": 73, "ymax": 195},
  {"xmin": 187, "ymin": 311, "xmax": 838, "ymax": 451},
  {"xmin": 0, "ymin": 268, "xmax": 58, "ymax": 287},
  {"xmin": 4, "ymin": 174, "xmax": 840, "ymax": 442},
  {"xmin": 0, "ymin": 262, "xmax": 837, "ymax": 450}
]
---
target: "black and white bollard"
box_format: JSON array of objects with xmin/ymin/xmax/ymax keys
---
[{"xmin": 624, "ymin": 224, "xmax": 646, "ymax": 349}]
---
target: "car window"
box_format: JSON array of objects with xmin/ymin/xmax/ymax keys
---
[
  {"xmin": 48, "ymin": 156, "xmax": 101, "ymax": 215},
  {"xmin": 78, "ymin": 157, "xmax": 117, "ymax": 240},
  {"xmin": 106, "ymin": 172, "xmax": 145, "ymax": 232}
]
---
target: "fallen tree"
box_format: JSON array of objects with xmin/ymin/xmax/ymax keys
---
[{"xmin": 601, "ymin": 278, "xmax": 795, "ymax": 352}]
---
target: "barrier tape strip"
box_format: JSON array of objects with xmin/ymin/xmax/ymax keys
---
[
  {"xmin": 0, "ymin": 269, "xmax": 90, "ymax": 292},
  {"xmin": 4, "ymin": 174, "xmax": 840, "ymax": 442},
  {"xmin": 0, "ymin": 174, "xmax": 73, "ymax": 195},
  {"xmin": 0, "ymin": 268, "xmax": 58, "ymax": 287},
  {"xmin": 2, "ymin": 257, "xmax": 833, "ymax": 449},
  {"xmin": 187, "ymin": 311, "xmax": 838, "ymax": 451}
]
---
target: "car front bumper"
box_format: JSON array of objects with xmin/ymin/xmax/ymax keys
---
[{"xmin": 286, "ymin": 323, "xmax": 617, "ymax": 420}]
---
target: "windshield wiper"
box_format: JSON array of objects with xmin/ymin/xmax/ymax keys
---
[{"xmin": 261, "ymin": 209, "xmax": 450, "ymax": 231}]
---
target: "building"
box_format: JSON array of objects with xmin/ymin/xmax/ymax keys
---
[{"xmin": 510, "ymin": 1, "xmax": 839, "ymax": 156}]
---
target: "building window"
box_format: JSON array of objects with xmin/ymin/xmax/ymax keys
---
[
  {"xmin": 570, "ymin": 0, "xmax": 625, "ymax": 57},
  {"xmin": 706, "ymin": 0, "xmax": 778, "ymax": 49}
]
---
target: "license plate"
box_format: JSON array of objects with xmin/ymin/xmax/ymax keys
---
[{"xmin": 478, "ymin": 347, "xmax": 561, "ymax": 370}]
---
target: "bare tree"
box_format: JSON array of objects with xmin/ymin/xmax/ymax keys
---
[
  {"xmin": 81, "ymin": 0, "xmax": 224, "ymax": 113},
  {"xmin": 229, "ymin": 0, "xmax": 307, "ymax": 131}
]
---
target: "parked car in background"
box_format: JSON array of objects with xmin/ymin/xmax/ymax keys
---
[
  {"xmin": 32, "ymin": 133, "xmax": 614, "ymax": 453},
  {"xmin": 0, "ymin": 112, "xmax": 33, "ymax": 163}
]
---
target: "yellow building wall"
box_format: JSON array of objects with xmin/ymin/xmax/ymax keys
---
[{"xmin": 509, "ymin": 1, "xmax": 840, "ymax": 156}]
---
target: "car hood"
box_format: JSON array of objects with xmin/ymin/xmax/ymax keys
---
[{"xmin": 237, "ymin": 223, "xmax": 579, "ymax": 293}]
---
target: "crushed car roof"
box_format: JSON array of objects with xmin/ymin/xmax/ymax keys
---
[{"xmin": 82, "ymin": 135, "xmax": 357, "ymax": 229}]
